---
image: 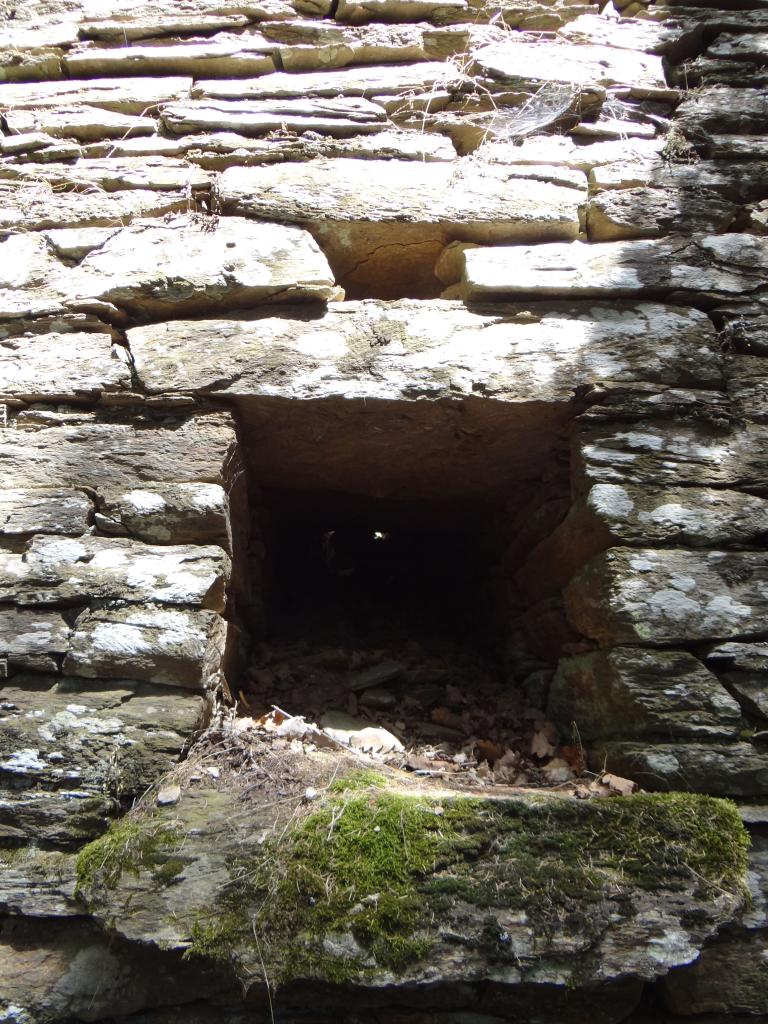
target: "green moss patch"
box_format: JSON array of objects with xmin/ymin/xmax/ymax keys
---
[
  {"xmin": 75, "ymin": 817, "xmax": 183, "ymax": 897},
  {"xmin": 185, "ymin": 780, "xmax": 749, "ymax": 986}
]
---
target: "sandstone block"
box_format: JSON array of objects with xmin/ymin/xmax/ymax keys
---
[
  {"xmin": 548, "ymin": 648, "xmax": 741, "ymax": 741},
  {"xmin": 565, "ymin": 548, "xmax": 768, "ymax": 647}
]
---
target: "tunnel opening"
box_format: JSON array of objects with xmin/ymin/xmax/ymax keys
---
[{"xmin": 231, "ymin": 394, "xmax": 581, "ymax": 787}]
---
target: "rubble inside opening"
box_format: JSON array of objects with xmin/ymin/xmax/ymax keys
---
[{"xmin": 230, "ymin": 422, "xmax": 602, "ymax": 792}]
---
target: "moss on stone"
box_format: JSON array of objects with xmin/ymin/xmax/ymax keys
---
[
  {"xmin": 183, "ymin": 780, "xmax": 749, "ymax": 986},
  {"xmin": 75, "ymin": 816, "xmax": 182, "ymax": 897}
]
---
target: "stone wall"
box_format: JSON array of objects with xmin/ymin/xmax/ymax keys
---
[{"xmin": 1, "ymin": 0, "xmax": 767, "ymax": 1020}]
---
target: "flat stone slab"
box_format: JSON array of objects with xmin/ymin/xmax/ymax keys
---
[
  {"xmin": 192, "ymin": 61, "xmax": 463, "ymax": 99},
  {"xmin": 0, "ymin": 536, "xmax": 230, "ymax": 611},
  {"xmin": 0, "ymin": 182, "xmax": 187, "ymax": 231},
  {"xmin": 574, "ymin": 422, "xmax": 768, "ymax": 493},
  {"xmin": 0, "ymin": 413, "xmax": 238, "ymax": 490},
  {"xmin": 63, "ymin": 606, "xmax": 232, "ymax": 691},
  {"xmin": 590, "ymin": 159, "xmax": 768, "ymax": 203},
  {"xmin": 586, "ymin": 187, "xmax": 738, "ymax": 241},
  {"xmin": 516, "ymin": 484, "xmax": 768, "ymax": 601},
  {"xmin": 161, "ymin": 96, "xmax": 389, "ymax": 137},
  {"xmin": 221, "ymin": 157, "xmax": 584, "ymax": 236},
  {"xmin": 0, "ymin": 157, "xmax": 211, "ymax": 193},
  {"xmin": 75, "ymin": 777, "xmax": 747, "ymax": 993},
  {"xmin": 565, "ymin": 548, "xmax": 768, "ymax": 646},
  {"xmin": 676, "ymin": 86, "xmax": 768, "ymax": 134},
  {"xmin": 127, "ymin": 300, "xmax": 723, "ymax": 403},
  {"xmin": 549, "ymin": 648, "xmax": 741, "ymax": 742},
  {"xmin": 96, "ymin": 483, "xmax": 230, "ymax": 546},
  {"xmin": 222, "ymin": 158, "xmax": 584, "ymax": 297},
  {"xmin": 0, "ymin": 609, "xmax": 71, "ymax": 674},
  {"xmin": 0, "ymin": 328, "xmax": 130, "ymax": 402},
  {"xmin": 64, "ymin": 37, "xmax": 276, "ymax": 78},
  {"xmin": 0, "ymin": 489, "xmax": 92, "ymax": 537},
  {"xmin": 0, "ymin": 676, "xmax": 203, "ymax": 799},
  {"xmin": 0, "ymin": 217, "xmax": 335, "ymax": 320},
  {"xmin": 593, "ymin": 742, "xmax": 768, "ymax": 797},
  {"xmin": 0, "ymin": 919, "xmax": 227, "ymax": 1021},
  {"xmin": 0, "ymin": 76, "xmax": 192, "ymax": 113},
  {"xmin": 471, "ymin": 37, "xmax": 674, "ymax": 99},
  {"xmin": 461, "ymin": 234, "xmax": 768, "ymax": 301}
]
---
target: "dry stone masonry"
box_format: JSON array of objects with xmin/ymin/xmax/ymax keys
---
[{"xmin": 1, "ymin": 0, "xmax": 767, "ymax": 1020}]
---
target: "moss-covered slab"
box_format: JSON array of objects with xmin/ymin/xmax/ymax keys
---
[{"xmin": 74, "ymin": 771, "xmax": 749, "ymax": 996}]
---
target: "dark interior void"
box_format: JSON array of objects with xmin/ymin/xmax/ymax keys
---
[{"xmin": 260, "ymin": 490, "xmax": 508, "ymax": 656}]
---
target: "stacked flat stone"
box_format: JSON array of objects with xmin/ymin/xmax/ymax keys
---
[{"xmin": 1, "ymin": 0, "xmax": 767, "ymax": 1019}]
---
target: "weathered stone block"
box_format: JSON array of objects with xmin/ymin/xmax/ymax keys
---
[
  {"xmin": 0, "ymin": 609, "xmax": 71, "ymax": 674},
  {"xmin": 565, "ymin": 548, "xmax": 768, "ymax": 647},
  {"xmin": 573, "ymin": 422, "xmax": 768, "ymax": 493},
  {"xmin": 548, "ymin": 648, "xmax": 741, "ymax": 741},
  {"xmin": 586, "ymin": 187, "xmax": 737, "ymax": 241},
  {"xmin": 472, "ymin": 37, "xmax": 674, "ymax": 99},
  {"xmin": 64, "ymin": 38, "xmax": 277, "ymax": 78},
  {"xmin": 660, "ymin": 934, "xmax": 768, "ymax": 1015},
  {"xmin": 0, "ymin": 676, "xmax": 204, "ymax": 796},
  {"xmin": 0, "ymin": 489, "xmax": 92, "ymax": 537},
  {"xmin": 461, "ymin": 235, "xmax": 768, "ymax": 301},
  {"xmin": 592, "ymin": 742, "xmax": 768, "ymax": 795},
  {"xmin": 221, "ymin": 159, "xmax": 584, "ymax": 296},
  {"xmin": 0, "ymin": 76, "xmax": 193, "ymax": 114},
  {"xmin": 0, "ymin": 328, "xmax": 130, "ymax": 401},
  {"xmin": 63, "ymin": 606, "xmax": 231, "ymax": 691},
  {"xmin": 0, "ymin": 413, "xmax": 238, "ymax": 490},
  {"xmin": 161, "ymin": 96, "xmax": 388, "ymax": 137},
  {"xmin": 127, "ymin": 300, "xmax": 722, "ymax": 402},
  {"xmin": 0, "ymin": 536, "xmax": 230, "ymax": 611},
  {"xmin": 676, "ymin": 85, "xmax": 768, "ymax": 134},
  {"xmin": 515, "ymin": 484, "xmax": 768, "ymax": 600},
  {"xmin": 96, "ymin": 483, "xmax": 230, "ymax": 546}
]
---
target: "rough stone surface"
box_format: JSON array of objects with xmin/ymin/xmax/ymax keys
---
[
  {"xmin": 565, "ymin": 548, "xmax": 768, "ymax": 647},
  {"xmin": 63, "ymin": 606, "xmax": 233, "ymax": 691},
  {"xmin": 0, "ymin": 535, "xmax": 230, "ymax": 610},
  {"xmin": 221, "ymin": 159, "xmax": 585, "ymax": 296},
  {"xmin": 548, "ymin": 648, "xmax": 741, "ymax": 741},
  {"xmin": 1, "ymin": 0, "xmax": 767, "ymax": 1018},
  {"xmin": 461, "ymin": 235, "xmax": 768, "ymax": 301}
]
